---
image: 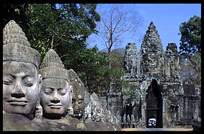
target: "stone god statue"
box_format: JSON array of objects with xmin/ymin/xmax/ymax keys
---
[
  {"xmin": 68, "ymin": 69, "xmax": 86, "ymax": 119},
  {"xmin": 39, "ymin": 49, "xmax": 72, "ymax": 119},
  {"xmin": 90, "ymin": 93, "xmax": 104, "ymax": 122},
  {"xmin": 3, "ymin": 20, "xmax": 42, "ymax": 120},
  {"xmin": 83, "ymin": 90, "xmax": 92, "ymax": 122}
]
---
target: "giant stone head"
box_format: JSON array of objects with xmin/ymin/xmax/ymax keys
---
[
  {"xmin": 68, "ymin": 69, "xmax": 86, "ymax": 119},
  {"xmin": 39, "ymin": 49, "xmax": 71, "ymax": 119},
  {"xmin": 3, "ymin": 20, "xmax": 42, "ymax": 120}
]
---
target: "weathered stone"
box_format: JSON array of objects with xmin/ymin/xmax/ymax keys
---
[
  {"xmin": 3, "ymin": 113, "xmax": 39, "ymax": 131},
  {"xmin": 120, "ymin": 21, "xmax": 201, "ymax": 128},
  {"xmin": 39, "ymin": 49, "xmax": 71, "ymax": 119},
  {"xmin": 84, "ymin": 92, "xmax": 121, "ymax": 130},
  {"xmin": 34, "ymin": 118, "xmax": 78, "ymax": 131},
  {"xmin": 124, "ymin": 43, "xmax": 138, "ymax": 76},
  {"xmin": 3, "ymin": 20, "xmax": 42, "ymax": 120},
  {"xmin": 84, "ymin": 90, "xmax": 92, "ymax": 121},
  {"xmin": 3, "ymin": 20, "xmax": 40, "ymax": 68},
  {"xmin": 68, "ymin": 69, "xmax": 86, "ymax": 119}
]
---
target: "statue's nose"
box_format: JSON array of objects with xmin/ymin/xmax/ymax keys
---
[
  {"xmin": 11, "ymin": 82, "xmax": 25, "ymax": 98},
  {"xmin": 51, "ymin": 90, "xmax": 60, "ymax": 103}
]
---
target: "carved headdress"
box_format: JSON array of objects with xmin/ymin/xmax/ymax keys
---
[
  {"xmin": 39, "ymin": 49, "xmax": 69, "ymax": 81},
  {"xmin": 68, "ymin": 69, "xmax": 85, "ymax": 97},
  {"xmin": 3, "ymin": 20, "xmax": 41, "ymax": 68}
]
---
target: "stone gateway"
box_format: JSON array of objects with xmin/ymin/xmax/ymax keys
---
[{"xmin": 120, "ymin": 22, "xmax": 201, "ymax": 128}]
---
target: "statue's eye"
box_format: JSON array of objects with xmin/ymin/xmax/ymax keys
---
[
  {"xmin": 45, "ymin": 88, "xmax": 52, "ymax": 94},
  {"xmin": 24, "ymin": 82, "xmax": 33, "ymax": 87},
  {"xmin": 23, "ymin": 76, "xmax": 34, "ymax": 87},
  {"xmin": 78, "ymin": 99, "xmax": 83, "ymax": 104},
  {"xmin": 3, "ymin": 80, "xmax": 12, "ymax": 85},
  {"xmin": 3, "ymin": 75, "xmax": 14, "ymax": 85},
  {"xmin": 58, "ymin": 88, "xmax": 66, "ymax": 95}
]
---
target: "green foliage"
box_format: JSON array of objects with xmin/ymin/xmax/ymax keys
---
[
  {"xmin": 3, "ymin": 3, "xmax": 100, "ymax": 61},
  {"xmin": 73, "ymin": 46, "xmax": 110, "ymax": 93},
  {"xmin": 123, "ymin": 82, "xmax": 138, "ymax": 91},
  {"xmin": 121, "ymin": 81, "xmax": 139, "ymax": 96},
  {"xmin": 180, "ymin": 52, "xmax": 201, "ymax": 85},
  {"xmin": 110, "ymin": 48, "xmax": 125, "ymax": 70},
  {"xmin": 122, "ymin": 89, "xmax": 132, "ymax": 96},
  {"xmin": 77, "ymin": 48, "xmax": 126, "ymax": 95},
  {"xmin": 179, "ymin": 15, "xmax": 201, "ymax": 57},
  {"xmin": 3, "ymin": 4, "xmax": 129, "ymax": 96}
]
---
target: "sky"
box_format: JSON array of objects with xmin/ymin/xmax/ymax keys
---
[{"xmin": 87, "ymin": 4, "xmax": 201, "ymax": 52}]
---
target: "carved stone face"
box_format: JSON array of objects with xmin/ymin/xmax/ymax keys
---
[
  {"xmin": 3, "ymin": 61, "xmax": 41, "ymax": 119},
  {"xmin": 93, "ymin": 105, "xmax": 103, "ymax": 122},
  {"xmin": 40, "ymin": 78, "xmax": 71, "ymax": 119},
  {"xmin": 70, "ymin": 78, "xmax": 85, "ymax": 118},
  {"xmin": 72, "ymin": 89, "xmax": 85, "ymax": 118},
  {"xmin": 104, "ymin": 110, "xmax": 112, "ymax": 123}
]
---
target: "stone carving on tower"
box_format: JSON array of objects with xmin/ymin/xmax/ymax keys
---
[
  {"xmin": 121, "ymin": 21, "xmax": 200, "ymax": 129},
  {"xmin": 140, "ymin": 21, "xmax": 164, "ymax": 79}
]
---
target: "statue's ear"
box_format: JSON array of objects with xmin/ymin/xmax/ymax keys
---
[{"xmin": 38, "ymin": 74, "xmax": 42, "ymax": 92}]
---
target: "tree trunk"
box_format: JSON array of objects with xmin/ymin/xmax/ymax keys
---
[{"xmin": 108, "ymin": 48, "xmax": 111, "ymax": 69}]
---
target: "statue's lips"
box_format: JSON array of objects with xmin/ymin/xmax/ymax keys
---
[
  {"xmin": 74, "ymin": 110, "xmax": 81, "ymax": 114},
  {"xmin": 48, "ymin": 104, "xmax": 62, "ymax": 109},
  {"xmin": 7, "ymin": 99, "xmax": 28, "ymax": 106},
  {"xmin": 74, "ymin": 110, "xmax": 82, "ymax": 117}
]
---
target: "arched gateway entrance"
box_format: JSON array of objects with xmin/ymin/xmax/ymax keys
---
[{"xmin": 146, "ymin": 79, "xmax": 163, "ymax": 128}]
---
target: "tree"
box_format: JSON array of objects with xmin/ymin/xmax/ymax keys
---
[
  {"xmin": 179, "ymin": 15, "xmax": 201, "ymax": 58},
  {"xmin": 74, "ymin": 46, "xmax": 110, "ymax": 94},
  {"xmin": 3, "ymin": 3, "xmax": 100, "ymax": 63},
  {"xmin": 78, "ymin": 47, "xmax": 126, "ymax": 96},
  {"xmin": 96, "ymin": 4, "xmax": 142, "ymax": 69},
  {"xmin": 179, "ymin": 52, "xmax": 201, "ymax": 85},
  {"xmin": 3, "ymin": 3, "xmax": 106, "ymax": 92},
  {"xmin": 110, "ymin": 48, "xmax": 125, "ymax": 70},
  {"xmin": 90, "ymin": 4, "xmax": 142, "ymax": 104},
  {"xmin": 3, "ymin": 3, "xmax": 130, "ymax": 98},
  {"xmin": 179, "ymin": 16, "xmax": 201, "ymax": 86}
]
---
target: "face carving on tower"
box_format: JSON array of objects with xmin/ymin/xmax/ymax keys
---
[
  {"xmin": 68, "ymin": 69, "xmax": 85, "ymax": 119},
  {"xmin": 3, "ymin": 20, "xmax": 41, "ymax": 119},
  {"xmin": 39, "ymin": 49, "xmax": 71, "ymax": 119}
]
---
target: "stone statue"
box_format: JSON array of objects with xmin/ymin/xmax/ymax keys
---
[
  {"xmin": 83, "ymin": 92, "xmax": 121, "ymax": 131},
  {"xmin": 124, "ymin": 43, "xmax": 138, "ymax": 75},
  {"xmin": 68, "ymin": 69, "xmax": 86, "ymax": 119},
  {"xmin": 65, "ymin": 69, "xmax": 88, "ymax": 130},
  {"xmin": 90, "ymin": 92, "xmax": 104, "ymax": 122},
  {"xmin": 67, "ymin": 83, "xmax": 74, "ymax": 116},
  {"xmin": 39, "ymin": 49, "xmax": 72, "ymax": 119},
  {"xmin": 3, "ymin": 20, "xmax": 42, "ymax": 120},
  {"xmin": 84, "ymin": 90, "xmax": 92, "ymax": 122}
]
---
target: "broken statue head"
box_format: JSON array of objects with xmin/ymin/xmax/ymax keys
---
[
  {"xmin": 68, "ymin": 69, "xmax": 86, "ymax": 119},
  {"xmin": 90, "ymin": 92, "xmax": 104, "ymax": 122},
  {"xmin": 39, "ymin": 49, "xmax": 71, "ymax": 119},
  {"xmin": 3, "ymin": 20, "xmax": 42, "ymax": 120}
]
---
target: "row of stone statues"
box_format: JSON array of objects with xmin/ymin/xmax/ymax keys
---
[{"xmin": 3, "ymin": 20, "xmax": 120, "ymax": 131}]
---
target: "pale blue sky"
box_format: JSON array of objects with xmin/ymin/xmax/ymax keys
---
[{"xmin": 87, "ymin": 4, "xmax": 201, "ymax": 52}]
